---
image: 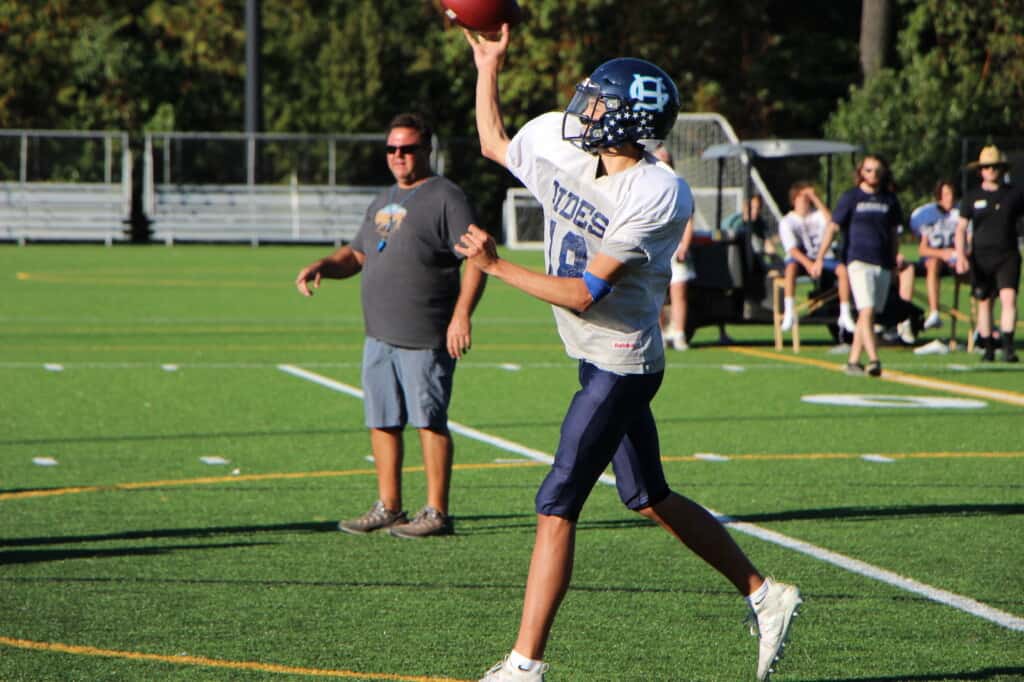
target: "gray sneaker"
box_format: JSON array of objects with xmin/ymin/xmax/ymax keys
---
[
  {"xmin": 337, "ymin": 500, "xmax": 407, "ymax": 535},
  {"xmin": 388, "ymin": 506, "xmax": 453, "ymax": 539}
]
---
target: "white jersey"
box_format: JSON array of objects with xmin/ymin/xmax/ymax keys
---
[
  {"xmin": 778, "ymin": 209, "xmax": 833, "ymax": 259},
  {"xmin": 910, "ymin": 202, "xmax": 960, "ymax": 249},
  {"xmin": 506, "ymin": 112, "xmax": 693, "ymax": 374}
]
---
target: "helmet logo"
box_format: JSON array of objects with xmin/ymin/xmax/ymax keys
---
[{"xmin": 629, "ymin": 74, "xmax": 670, "ymax": 112}]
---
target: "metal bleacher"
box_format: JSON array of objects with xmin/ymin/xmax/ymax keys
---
[
  {"xmin": 146, "ymin": 182, "xmax": 384, "ymax": 246},
  {"xmin": 143, "ymin": 131, "xmax": 396, "ymax": 245},
  {"xmin": 0, "ymin": 131, "xmax": 131, "ymax": 244}
]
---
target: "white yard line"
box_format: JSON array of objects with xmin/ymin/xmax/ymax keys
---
[{"xmin": 278, "ymin": 363, "xmax": 1024, "ymax": 633}]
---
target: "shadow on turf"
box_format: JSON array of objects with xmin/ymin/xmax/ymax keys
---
[
  {"xmin": 726, "ymin": 503, "xmax": 1024, "ymax": 524},
  {"xmin": 0, "ymin": 521, "xmax": 339, "ymax": 547},
  {"xmin": 0, "ymin": 517, "xmax": 652, "ymax": 548},
  {"xmin": 812, "ymin": 667, "xmax": 1024, "ymax": 681},
  {"xmin": 0, "ymin": 542, "xmax": 273, "ymax": 565}
]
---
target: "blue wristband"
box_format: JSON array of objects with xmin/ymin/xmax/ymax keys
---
[{"xmin": 583, "ymin": 271, "xmax": 613, "ymax": 302}]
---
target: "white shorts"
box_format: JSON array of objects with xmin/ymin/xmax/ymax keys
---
[
  {"xmin": 670, "ymin": 256, "xmax": 696, "ymax": 285},
  {"xmin": 848, "ymin": 260, "xmax": 891, "ymax": 311}
]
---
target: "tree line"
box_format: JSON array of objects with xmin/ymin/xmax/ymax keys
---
[{"xmin": 1, "ymin": 0, "xmax": 1021, "ymax": 224}]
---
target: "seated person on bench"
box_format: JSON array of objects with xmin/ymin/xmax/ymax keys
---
[
  {"xmin": 778, "ymin": 182, "xmax": 856, "ymax": 333},
  {"xmin": 908, "ymin": 180, "xmax": 961, "ymax": 331}
]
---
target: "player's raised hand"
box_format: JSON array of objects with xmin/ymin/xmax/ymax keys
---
[{"xmin": 464, "ymin": 23, "xmax": 509, "ymax": 71}]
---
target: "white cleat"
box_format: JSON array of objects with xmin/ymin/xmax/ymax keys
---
[
  {"xmin": 923, "ymin": 311, "xmax": 942, "ymax": 329},
  {"xmin": 749, "ymin": 578, "xmax": 803, "ymax": 681},
  {"xmin": 780, "ymin": 313, "xmax": 794, "ymax": 332},
  {"xmin": 479, "ymin": 657, "xmax": 549, "ymax": 682}
]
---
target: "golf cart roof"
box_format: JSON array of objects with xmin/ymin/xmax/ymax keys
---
[{"xmin": 702, "ymin": 139, "xmax": 861, "ymax": 160}]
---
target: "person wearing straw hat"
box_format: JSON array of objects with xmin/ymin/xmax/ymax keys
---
[{"xmin": 954, "ymin": 145, "xmax": 1022, "ymax": 363}]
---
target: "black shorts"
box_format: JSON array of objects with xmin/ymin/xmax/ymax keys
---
[{"xmin": 970, "ymin": 250, "xmax": 1022, "ymax": 299}]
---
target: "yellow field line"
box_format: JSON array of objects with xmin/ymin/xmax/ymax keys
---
[
  {"xmin": 16, "ymin": 272, "xmax": 283, "ymax": 289},
  {"xmin": 0, "ymin": 461, "xmax": 545, "ymax": 502},
  {"xmin": 728, "ymin": 346, "xmax": 1024, "ymax": 407},
  {"xmin": 0, "ymin": 636, "xmax": 469, "ymax": 681},
  {"xmin": 6, "ymin": 451, "xmax": 1021, "ymax": 504}
]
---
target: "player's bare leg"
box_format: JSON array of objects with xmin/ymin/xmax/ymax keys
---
[
  {"xmin": 927, "ymin": 259, "xmax": 942, "ymax": 314},
  {"xmin": 898, "ymin": 263, "xmax": 915, "ymax": 301},
  {"xmin": 512, "ymin": 514, "xmax": 576, "ymax": 659},
  {"xmin": 638, "ymin": 492, "xmax": 763, "ymax": 594}
]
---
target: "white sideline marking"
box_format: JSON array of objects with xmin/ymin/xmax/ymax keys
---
[
  {"xmin": 162, "ymin": 364, "xmax": 179, "ymax": 372},
  {"xmin": 32, "ymin": 457, "xmax": 58, "ymax": 467},
  {"xmin": 44, "ymin": 363, "xmax": 64, "ymax": 372},
  {"xmin": 199, "ymin": 456, "xmax": 230, "ymax": 465},
  {"xmin": 499, "ymin": 363, "xmax": 522, "ymax": 371},
  {"xmin": 278, "ymin": 364, "xmax": 1024, "ymax": 633},
  {"xmin": 861, "ymin": 454, "xmax": 895, "ymax": 463},
  {"xmin": 721, "ymin": 364, "xmax": 746, "ymax": 373}
]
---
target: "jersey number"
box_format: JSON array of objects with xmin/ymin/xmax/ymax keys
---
[{"xmin": 550, "ymin": 221, "xmax": 588, "ymax": 278}]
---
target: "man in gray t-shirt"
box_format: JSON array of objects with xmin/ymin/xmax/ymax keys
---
[{"xmin": 295, "ymin": 112, "xmax": 487, "ymax": 538}]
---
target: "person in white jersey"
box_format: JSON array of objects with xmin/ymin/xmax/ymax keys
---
[
  {"xmin": 457, "ymin": 24, "xmax": 802, "ymax": 682},
  {"xmin": 778, "ymin": 181, "xmax": 856, "ymax": 334}
]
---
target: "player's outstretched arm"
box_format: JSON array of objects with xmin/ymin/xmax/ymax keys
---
[
  {"xmin": 455, "ymin": 225, "xmax": 622, "ymax": 313},
  {"xmin": 465, "ymin": 24, "xmax": 511, "ymax": 166}
]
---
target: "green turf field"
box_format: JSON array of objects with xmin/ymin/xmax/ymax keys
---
[{"xmin": 1, "ymin": 245, "xmax": 1022, "ymax": 682}]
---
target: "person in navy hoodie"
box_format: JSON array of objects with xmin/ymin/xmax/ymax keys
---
[{"xmin": 822, "ymin": 155, "xmax": 903, "ymax": 376}]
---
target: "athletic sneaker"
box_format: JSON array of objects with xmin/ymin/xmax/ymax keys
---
[
  {"xmin": 337, "ymin": 500, "xmax": 407, "ymax": 535},
  {"xmin": 844, "ymin": 362, "xmax": 865, "ymax": 376},
  {"xmin": 896, "ymin": 319, "xmax": 916, "ymax": 345},
  {"xmin": 748, "ymin": 578, "xmax": 803, "ymax": 682},
  {"xmin": 923, "ymin": 310, "xmax": 942, "ymax": 329},
  {"xmin": 479, "ymin": 657, "xmax": 549, "ymax": 681},
  {"xmin": 981, "ymin": 346, "xmax": 996, "ymax": 362},
  {"xmin": 1004, "ymin": 348, "xmax": 1020, "ymax": 363},
  {"xmin": 667, "ymin": 332, "xmax": 689, "ymax": 351},
  {"xmin": 867, "ymin": 360, "xmax": 882, "ymax": 377},
  {"xmin": 780, "ymin": 312, "xmax": 794, "ymax": 332},
  {"xmin": 388, "ymin": 505, "xmax": 453, "ymax": 539}
]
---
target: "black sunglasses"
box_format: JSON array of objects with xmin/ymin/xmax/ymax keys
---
[{"xmin": 385, "ymin": 144, "xmax": 423, "ymax": 155}]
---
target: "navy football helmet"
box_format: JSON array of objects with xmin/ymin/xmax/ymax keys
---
[{"xmin": 562, "ymin": 57, "xmax": 680, "ymax": 153}]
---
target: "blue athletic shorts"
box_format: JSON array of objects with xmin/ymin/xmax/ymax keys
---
[
  {"xmin": 361, "ymin": 337, "xmax": 455, "ymax": 431},
  {"xmin": 535, "ymin": 361, "xmax": 670, "ymax": 521}
]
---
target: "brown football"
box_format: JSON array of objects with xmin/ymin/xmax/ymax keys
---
[{"xmin": 440, "ymin": 0, "xmax": 522, "ymax": 33}]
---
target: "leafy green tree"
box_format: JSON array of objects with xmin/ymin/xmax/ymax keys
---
[{"xmin": 825, "ymin": 0, "xmax": 1024, "ymax": 210}]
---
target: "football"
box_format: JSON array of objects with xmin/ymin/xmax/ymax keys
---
[{"xmin": 440, "ymin": 0, "xmax": 522, "ymax": 33}]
